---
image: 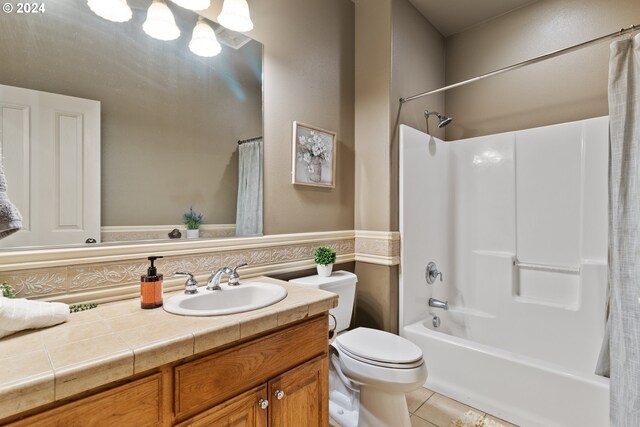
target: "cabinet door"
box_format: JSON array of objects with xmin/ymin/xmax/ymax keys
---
[
  {"xmin": 176, "ymin": 385, "xmax": 268, "ymax": 427},
  {"xmin": 268, "ymin": 356, "xmax": 328, "ymax": 427}
]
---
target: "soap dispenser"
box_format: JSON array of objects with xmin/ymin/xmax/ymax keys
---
[{"xmin": 141, "ymin": 256, "xmax": 164, "ymax": 309}]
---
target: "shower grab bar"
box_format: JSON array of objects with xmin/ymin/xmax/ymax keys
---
[{"xmin": 513, "ymin": 259, "xmax": 580, "ymax": 274}]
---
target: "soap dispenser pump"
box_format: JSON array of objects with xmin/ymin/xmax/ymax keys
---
[{"xmin": 141, "ymin": 256, "xmax": 164, "ymax": 309}]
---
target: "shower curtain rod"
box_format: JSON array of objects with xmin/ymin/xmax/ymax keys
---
[{"xmin": 400, "ymin": 24, "xmax": 639, "ymax": 104}]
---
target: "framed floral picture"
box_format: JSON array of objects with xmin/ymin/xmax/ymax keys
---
[{"xmin": 292, "ymin": 121, "xmax": 336, "ymax": 188}]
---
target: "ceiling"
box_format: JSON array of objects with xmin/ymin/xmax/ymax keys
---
[{"xmin": 408, "ymin": 0, "xmax": 537, "ymax": 37}]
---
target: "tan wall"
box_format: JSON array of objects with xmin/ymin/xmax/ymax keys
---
[
  {"xmin": 354, "ymin": 263, "xmax": 399, "ymax": 333},
  {"xmin": 0, "ymin": 0, "xmax": 261, "ymax": 227},
  {"xmin": 206, "ymin": 0, "xmax": 356, "ymax": 234},
  {"xmin": 445, "ymin": 0, "xmax": 640, "ymax": 140},
  {"xmin": 354, "ymin": 0, "xmax": 393, "ymax": 232},
  {"xmin": 352, "ymin": 0, "xmax": 444, "ymax": 333},
  {"xmin": 391, "ymin": 0, "xmax": 445, "ymax": 230}
]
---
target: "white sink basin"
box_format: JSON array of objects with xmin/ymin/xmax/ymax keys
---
[{"xmin": 163, "ymin": 281, "xmax": 288, "ymax": 316}]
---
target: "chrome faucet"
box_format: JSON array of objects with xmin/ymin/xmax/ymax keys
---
[
  {"xmin": 429, "ymin": 298, "xmax": 448, "ymax": 310},
  {"xmin": 175, "ymin": 272, "xmax": 199, "ymax": 295},
  {"xmin": 206, "ymin": 262, "xmax": 248, "ymax": 291}
]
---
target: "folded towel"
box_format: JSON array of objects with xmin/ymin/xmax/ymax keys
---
[
  {"xmin": 0, "ymin": 155, "xmax": 22, "ymax": 240},
  {"xmin": 0, "ymin": 297, "xmax": 70, "ymax": 338}
]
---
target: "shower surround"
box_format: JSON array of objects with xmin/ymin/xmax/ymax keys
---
[{"xmin": 399, "ymin": 117, "xmax": 609, "ymax": 427}]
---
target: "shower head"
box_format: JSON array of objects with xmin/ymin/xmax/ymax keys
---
[
  {"xmin": 437, "ymin": 115, "xmax": 452, "ymax": 128},
  {"xmin": 424, "ymin": 111, "xmax": 453, "ymax": 130}
]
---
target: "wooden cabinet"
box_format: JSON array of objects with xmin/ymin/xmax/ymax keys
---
[
  {"xmin": 174, "ymin": 316, "xmax": 327, "ymax": 418},
  {"xmin": 268, "ymin": 357, "xmax": 328, "ymax": 427},
  {"xmin": 1, "ymin": 315, "xmax": 328, "ymax": 427},
  {"xmin": 177, "ymin": 357, "xmax": 328, "ymax": 427}
]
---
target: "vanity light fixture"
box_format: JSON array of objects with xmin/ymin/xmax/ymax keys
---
[
  {"xmin": 217, "ymin": 0, "xmax": 254, "ymax": 32},
  {"xmin": 170, "ymin": 0, "xmax": 210, "ymax": 11},
  {"xmin": 143, "ymin": 0, "xmax": 181, "ymax": 41},
  {"xmin": 189, "ymin": 17, "xmax": 222, "ymax": 57},
  {"xmin": 87, "ymin": 0, "xmax": 132, "ymax": 23}
]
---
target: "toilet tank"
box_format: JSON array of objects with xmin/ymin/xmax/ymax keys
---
[{"xmin": 289, "ymin": 271, "xmax": 357, "ymax": 333}]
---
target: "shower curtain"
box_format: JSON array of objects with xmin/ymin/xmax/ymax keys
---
[
  {"xmin": 596, "ymin": 33, "xmax": 640, "ymax": 425},
  {"xmin": 235, "ymin": 140, "xmax": 263, "ymax": 236}
]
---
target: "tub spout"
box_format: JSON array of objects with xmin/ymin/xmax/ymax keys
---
[{"xmin": 429, "ymin": 298, "xmax": 448, "ymax": 310}]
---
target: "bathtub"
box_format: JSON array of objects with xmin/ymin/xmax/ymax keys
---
[
  {"xmin": 399, "ymin": 119, "xmax": 611, "ymax": 427},
  {"xmin": 403, "ymin": 318, "xmax": 609, "ymax": 427}
]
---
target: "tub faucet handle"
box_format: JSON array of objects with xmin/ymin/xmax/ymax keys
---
[{"xmin": 426, "ymin": 262, "xmax": 443, "ymax": 284}]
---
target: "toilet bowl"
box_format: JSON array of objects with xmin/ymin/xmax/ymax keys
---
[
  {"xmin": 331, "ymin": 327, "xmax": 427, "ymax": 427},
  {"xmin": 289, "ymin": 272, "xmax": 428, "ymax": 427}
]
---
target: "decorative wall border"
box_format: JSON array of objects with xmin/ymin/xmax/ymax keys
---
[
  {"xmin": 0, "ymin": 230, "xmax": 400, "ymax": 303},
  {"xmin": 354, "ymin": 230, "xmax": 400, "ymax": 265}
]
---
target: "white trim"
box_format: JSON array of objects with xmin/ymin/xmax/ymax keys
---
[
  {"xmin": 354, "ymin": 230, "xmax": 400, "ymax": 240},
  {"xmin": 355, "ymin": 253, "xmax": 400, "ymax": 266},
  {"xmin": 101, "ymin": 224, "xmax": 236, "ymax": 233}
]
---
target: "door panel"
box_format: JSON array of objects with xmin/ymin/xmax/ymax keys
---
[
  {"xmin": 176, "ymin": 385, "xmax": 268, "ymax": 427},
  {"xmin": 0, "ymin": 84, "xmax": 100, "ymax": 248},
  {"xmin": 268, "ymin": 357, "xmax": 328, "ymax": 427}
]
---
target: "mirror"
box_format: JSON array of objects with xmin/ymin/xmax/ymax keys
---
[{"xmin": 0, "ymin": 0, "xmax": 263, "ymax": 250}]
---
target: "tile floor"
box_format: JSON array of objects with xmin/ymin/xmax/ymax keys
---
[
  {"xmin": 406, "ymin": 387, "xmax": 518, "ymax": 427},
  {"xmin": 330, "ymin": 387, "xmax": 518, "ymax": 427}
]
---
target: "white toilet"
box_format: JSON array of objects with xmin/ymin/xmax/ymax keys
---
[{"xmin": 290, "ymin": 271, "xmax": 427, "ymax": 427}]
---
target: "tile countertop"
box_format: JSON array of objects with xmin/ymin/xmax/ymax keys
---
[{"xmin": 0, "ymin": 276, "xmax": 338, "ymax": 420}]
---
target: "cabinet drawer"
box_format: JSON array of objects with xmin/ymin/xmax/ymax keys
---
[
  {"xmin": 7, "ymin": 374, "xmax": 162, "ymax": 427},
  {"xmin": 174, "ymin": 315, "xmax": 327, "ymax": 418}
]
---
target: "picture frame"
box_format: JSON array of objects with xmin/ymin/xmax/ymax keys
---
[{"xmin": 291, "ymin": 121, "xmax": 336, "ymax": 188}]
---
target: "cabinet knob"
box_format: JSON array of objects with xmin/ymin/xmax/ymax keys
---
[
  {"xmin": 275, "ymin": 390, "xmax": 285, "ymax": 400},
  {"xmin": 259, "ymin": 399, "xmax": 269, "ymax": 410}
]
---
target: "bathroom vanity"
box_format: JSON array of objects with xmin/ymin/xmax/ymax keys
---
[{"xmin": 0, "ymin": 278, "xmax": 336, "ymax": 427}]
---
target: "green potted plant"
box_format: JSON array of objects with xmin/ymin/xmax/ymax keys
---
[
  {"xmin": 183, "ymin": 206, "xmax": 204, "ymax": 239},
  {"xmin": 314, "ymin": 246, "xmax": 336, "ymax": 277}
]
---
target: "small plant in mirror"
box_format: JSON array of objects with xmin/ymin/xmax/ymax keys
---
[
  {"xmin": 313, "ymin": 246, "xmax": 336, "ymax": 266},
  {"xmin": 183, "ymin": 206, "xmax": 204, "ymax": 230}
]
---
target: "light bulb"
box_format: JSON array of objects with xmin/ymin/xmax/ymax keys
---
[
  {"xmin": 189, "ymin": 18, "xmax": 222, "ymax": 57},
  {"xmin": 87, "ymin": 0, "xmax": 132, "ymax": 23},
  {"xmin": 217, "ymin": 0, "xmax": 253, "ymax": 33},
  {"xmin": 169, "ymin": 0, "xmax": 210, "ymax": 11},
  {"xmin": 143, "ymin": 0, "xmax": 181, "ymax": 41}
]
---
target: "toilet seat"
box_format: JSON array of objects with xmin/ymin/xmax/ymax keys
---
[
  {"xmin": 335, "ymin": 327, "xmax": 424, "ymax": 369},
  {"xmin": 335, "ymin": 341, "xmax": 425, "ymax": 369}
]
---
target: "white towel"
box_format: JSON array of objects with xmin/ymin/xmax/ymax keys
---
[{"xmin": 0, "ymin": 297, "xmax": 70, "ymax": 338}]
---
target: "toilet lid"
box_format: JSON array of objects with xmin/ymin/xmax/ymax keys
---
[{"xmin": 335, "ymin": 327, "xmax": 423, "ymax": 366}]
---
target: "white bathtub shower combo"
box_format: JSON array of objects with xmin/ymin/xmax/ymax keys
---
[{"xmin": 399, "ymin": 118, "xmax": 610, "ymax": 427}]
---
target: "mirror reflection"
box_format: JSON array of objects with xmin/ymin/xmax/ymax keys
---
[{"xmin": 0, "ymin": 0, "xmax": 263, "ymax": 250}]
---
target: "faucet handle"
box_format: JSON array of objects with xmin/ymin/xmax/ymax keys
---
[
  {"xmin": 175, "ymin": 272, "xmax": 198, "ymax": 295},
  {"xmin": 426, "ymin": 262, "xmax": 443, "ymax": 284},
  {"xmin": 227, "ymin": 262, "xmax": 248, "ymax": 286},
  {"xmin": 232, "ymin": 262, "xmax": 248, "ymax": 273}
]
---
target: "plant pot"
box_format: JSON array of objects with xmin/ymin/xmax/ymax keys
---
[
  {"xmin": 186, "ymin": 229, "xmax": 200, "ymax": 239},
  {"xmin": 317, "ymin": 264, "xmax": 333, "ymax": 277}
]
